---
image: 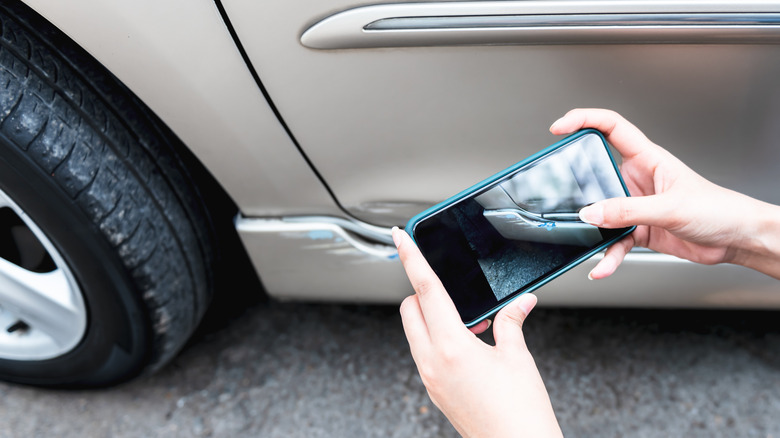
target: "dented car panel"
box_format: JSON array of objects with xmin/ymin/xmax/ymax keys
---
[{"xmin": 20, "ymin": 0, "xmax": 780, "ymax": 307}]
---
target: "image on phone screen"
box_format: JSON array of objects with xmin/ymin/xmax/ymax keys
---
[{"xmin": 409, "ymin": 131, "xmax": 633, "ymax": 325}]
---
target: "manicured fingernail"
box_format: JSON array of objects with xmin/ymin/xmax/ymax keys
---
[
  {"xmin": 391, "ymin": 226, "xmax": 402, "ymax": 248},
  {"xmin": 579, "ymin": 204, "xmax": 604, "ymax": 226},
  {"xmin": 549, "ymin": 117, "xmax": 564, "ymax": 131},
  {"xmin": 587, "ymin": 270, "xmax": 595, "ymax": 281},
  {"xmin": 485, "ymin": 319, "xmax": 492, "ymax": 329}
]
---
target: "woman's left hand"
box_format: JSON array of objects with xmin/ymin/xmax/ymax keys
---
[{"xmin": 394, "ymin": 227, "xmax": 562, "ymax": 438}]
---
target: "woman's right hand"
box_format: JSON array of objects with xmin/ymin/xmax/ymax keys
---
[{"xmin": 550, "ymin": 108, "xmax": 780, "ymax": 280}]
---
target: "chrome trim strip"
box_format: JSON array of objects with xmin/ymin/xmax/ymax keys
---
[
  {"xmin": 365, "ymin": 13, "xmax": 780, "ymax": 31},
  {"xmin": 235, "ymin": 216, "xmax": 407, "ymax": 302},
  {"xmin": 301, "ymin": 1, "xmax": 780, "ymax": 49},
  {"xmin": 282, "ymin": 215, "xmax": 394, "ymax": 245},
  {"xmin": 236, "ymin": 215, "xmax": 397, "ymax": 258},
  {"xmin": 236, "ymin": 214, "xmax": 684, "ymax": 262}
]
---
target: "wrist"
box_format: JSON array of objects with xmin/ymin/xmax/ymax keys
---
[{"xmin": 732, "ymin": 198, "xmax": 780, "ymax": 280}]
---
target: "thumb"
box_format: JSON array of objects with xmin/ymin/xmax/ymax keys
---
[
  {"xmin": 493, "ymin": 293, "xmax": 537, "ymax": 348},
  {"xmin": 579, "ymin": 195, "xmax": 675, "ymax": 229}
]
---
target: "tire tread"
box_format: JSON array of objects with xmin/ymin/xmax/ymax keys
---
[{"xmin": 0, "ymin": 1, "xmax": 215, "ymax": 376}]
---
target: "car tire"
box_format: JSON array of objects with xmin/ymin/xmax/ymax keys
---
[{"xmin": 0, "ymin": 1, "xmax": 216, "ymax": 387}]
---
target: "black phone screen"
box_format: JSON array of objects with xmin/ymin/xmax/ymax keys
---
[{"xmin": 411, "ymin": 132, "xmax": 633, "ymax": 324}]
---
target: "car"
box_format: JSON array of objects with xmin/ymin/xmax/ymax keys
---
[{"xmin": 1, "ymin": 0, "xmax": 778, "ymax": 387}]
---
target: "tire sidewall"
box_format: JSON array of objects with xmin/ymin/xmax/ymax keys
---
[{"xmin": 0, "ymin": 138, "xmax": 151, "ymax": 387}]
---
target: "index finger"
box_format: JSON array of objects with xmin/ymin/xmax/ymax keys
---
[
  {"xmin": 549, "ymin": 108, "xmax": 652, "ymax": 159},
  {"xmin": 393, "ymin": 227, "xmax": 465, "ymax": 338}
]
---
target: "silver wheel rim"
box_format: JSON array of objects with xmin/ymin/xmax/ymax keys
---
[{"xmin": 0, "ymin": 187, "xmax": 87, "ymax": 360}]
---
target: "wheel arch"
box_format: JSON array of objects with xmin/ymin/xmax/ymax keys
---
[{"xmin": 17, "ymin": 0, "xmax": 339, "ymax": 218}]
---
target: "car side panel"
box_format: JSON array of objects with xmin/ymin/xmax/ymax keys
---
[
  {"xmin": 222, "ymin": 0, "xmax": 780, "ymax": 227},
  {"xmin": 220, "ymin": 0, "xmax": 780, "ymax": 305}
]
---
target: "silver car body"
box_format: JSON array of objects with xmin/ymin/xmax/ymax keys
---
[{"xmin": 22, "ymin": 0, "xmax": 780, "ymax": 307}]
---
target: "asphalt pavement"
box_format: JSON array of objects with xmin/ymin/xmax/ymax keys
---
[{"xmin": 1, "ymin": 296, "xmax": 779, "ymax": 437}]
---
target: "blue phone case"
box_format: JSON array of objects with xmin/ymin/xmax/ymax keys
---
[{"xmin": 405, "ymin": 129, "xmax": 635, "ymax": 326}]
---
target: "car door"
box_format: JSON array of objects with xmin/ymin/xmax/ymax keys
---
[
  {"xmin": 220, "ymin": 0, "xmax": 780, "ymax": 228},
  {"xmin": 223, "ymin": 0, "xmax": 780, "ymax": 305}
]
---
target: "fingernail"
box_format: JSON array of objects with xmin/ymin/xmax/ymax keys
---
[
  {"xmin": 587, "ymin": 270, "xmax": 595, "ymax": 281},
  {"xmin": 579, "ymin": 204, "xmax": 604, "ymax": 226},
  {"xmin": 391, "ymin": 226, "xmax": 402, "ymax": 248},
  {"xmin": 549, "ymin": 117, "xmax": 564, "ymax": 131},
  {"xmin": 485, "ymin": 319, "xmax": 492, "ymax": 329}
]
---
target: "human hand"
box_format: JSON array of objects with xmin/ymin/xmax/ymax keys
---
[
  {"xmin": 393, "ymin": 227, "xmax": 562, "ymax": 438},
  {"xmin": 550, "ymin": 108, "xmax": 780, "ymax": 280}
]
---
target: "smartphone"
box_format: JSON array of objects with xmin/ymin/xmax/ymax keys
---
[{"xmin": 405, "ymin": 129, "xmax": 635, "ymax": 326}]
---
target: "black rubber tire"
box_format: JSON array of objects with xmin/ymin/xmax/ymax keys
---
[{"xmin": 0, "ymin": 2, "xmax": 216, "ymax": 387}]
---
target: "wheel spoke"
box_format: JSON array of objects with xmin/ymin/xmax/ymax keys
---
[
  {"xmin": 0, "ymin": 257, "xmax": 84, "ymax": 348},
  {"xmin": 0, "ymin": 186, "xmax": 87, "ymax": 360}
]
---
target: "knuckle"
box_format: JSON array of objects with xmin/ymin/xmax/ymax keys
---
[
  {"xmin": 418, "ymin": 362, "xmax": 440, "ymax": 388},
  {"xmin": 411, "ymin": 277, "xmax": 438, "ymax": 297},
  {"xmin": 435, "ymin": 343, "xmax": 460, "ymax": 365},
  {"xmin": 604, "ymin": 108, "xmax": 621, "ymax": 120},
  {"xmin": 498, "ymin": 307, "xmax": 525, "ymax": 329},
  {"xmin": 608, "ymin": 201, "xmax": 634, "ymax": 226},
  {"xmin": 616, "ymin": 203, "xmax": 634, "ymax": 223}
]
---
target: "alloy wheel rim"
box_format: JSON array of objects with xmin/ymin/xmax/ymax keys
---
[{"xmin": 0, "ymin": 187, "xmax": 87, "ymax": 360}]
